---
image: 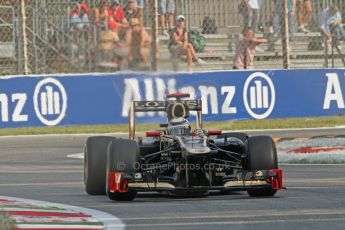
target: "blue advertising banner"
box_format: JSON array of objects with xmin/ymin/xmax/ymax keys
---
[{"xmin": 0, "ymin": 69, "xmax": 344, "ymax": 128}]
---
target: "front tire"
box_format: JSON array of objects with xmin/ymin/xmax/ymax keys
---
[
  {"xmin": 247, "ymin": 187, "xmax": 277, "ymax": 197},
  {"xmin": 245, "ymin": 136, "xmax": 278, "ymax": 197},
  {"xmin": 106, "ymin": 139, "xmax": 140, "ymax": 201},
  {"xmin": 245, "ymin": 136, "xmax": 277, "ymax": 171}
]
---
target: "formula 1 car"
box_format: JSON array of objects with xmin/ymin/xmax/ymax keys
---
[{"xmin": 84, "ymin": 93, "xmax": 284, "ymax": 201}]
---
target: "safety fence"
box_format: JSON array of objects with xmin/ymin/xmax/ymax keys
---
[
  {"xmin": 1, "ymin": 0, "xmax": 345, "ymax": 76},
  {"xmin": 0, "ymin": 69, "xmax": 344, "ymax": 128}
]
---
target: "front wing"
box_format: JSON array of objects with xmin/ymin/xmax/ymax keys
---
[{"xmin": 110, "ymin": 169, "xmax": 285, "ymax": 193}]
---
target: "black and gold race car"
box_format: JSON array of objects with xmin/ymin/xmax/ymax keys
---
[{"xmin": 84, "ymin": 93, "xmax": 284, "ymax": 201}]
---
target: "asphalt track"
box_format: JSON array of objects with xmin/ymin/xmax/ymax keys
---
[{"xmin": 1, "ymin": 128, "xmax": 345, "ymax": 230}]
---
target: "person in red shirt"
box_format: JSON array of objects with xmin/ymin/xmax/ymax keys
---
[
  {"xmin": 69, "ymin": 1, "xmax": 90, "ymax": 30},
  {"xmin": 69, "ymin": 2, "xmax": 79, "ymax": 18},
  {"xmin": 109, "ymin": 0, "xmax": 129, "ymax": 28},
  {"xmin": 69, "ymin": 1, "xmax": 89, "ymax": 18},
  {"xmin": 108, "ymin": 0, "xmax": 130, "ymax": 45}
]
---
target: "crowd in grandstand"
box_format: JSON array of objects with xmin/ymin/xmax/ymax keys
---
[
  {"xmin": 67, "ymin": 0, "xmax": 149, "ymax": 70},
  {"xmin": 66, "ymin": 0, "xmax": 208, "ymax": 71},
  {"xmin": 236, "ymin": 0, "xmax": 345, "ymax": 69},
  {"xmin": 65, "ymin": 0, "xmax": 345, "ymax": 71}
]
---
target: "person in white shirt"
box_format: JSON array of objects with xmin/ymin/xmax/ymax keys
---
[{"xmin": 240, "ymin": 0, "xmax": 261, "ymax": 31}]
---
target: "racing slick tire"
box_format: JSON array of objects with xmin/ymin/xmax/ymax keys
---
[
  {"xmin": 245, "ymin": 136, "xmax": 278, "ymax": 197},
  {"xmin": 106, "ymin": 139, "xmax": 140, "ymax": 201},
  {"xmin": 84, "ymin": 136, "xmax": 115, "ymax": 195}
]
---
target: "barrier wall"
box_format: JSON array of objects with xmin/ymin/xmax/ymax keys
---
[{"xmin": 0, "ymin": 69, "xmax": 344, "ymax": 128}]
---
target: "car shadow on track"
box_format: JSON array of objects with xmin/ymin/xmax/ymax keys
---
[{"xmin": 114, "ymin": 191, "xmax": 262, "ymax": 203}]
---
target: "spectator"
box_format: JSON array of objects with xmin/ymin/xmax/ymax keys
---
[
  {"xmin": 159, "ymin": 0, "xmax": 175, "ymax": 36},
  {"xmin": 67, "ymin": 1, "xmax": 90, "ymax": 58},
  {"xmin": 94, "ymin": 0, "xmax": 111, "ymax": 30},
  {"xmin": 125, "ymin": 0, "xmax": 139, "ymax": 26},
  {"xmin": 98, "ymin": 20, "xmax": 120, "ymax": 69},
  {"xmin": 68, "ymin": 1, "xmax": 89, "ymax": 29},
  {"xmin": 109, "ymin": 0, "xmax": 128, "ymax": 28},
  {"xmin": 109, "ymin": 0, "xmax": 130, "ymax": 43},
  {"xmin": 233, "ymin": 27, "xmax": 268, "ymax": 70},
  {"xmin": 319, "ymin": 5, "xmax": 345, "ymax": 48},
  {"xmin": 69, "ymin": 1, "xmax": 80, "ymax": 22},
  {"xmin": 297, "ymin": 0, "xmax": 312, "ymax": 33},
  {"xmin": 128, "ymin": 18, "xmax": 151, "ymax": 69},
  {"xmin": 123, "ymin": 0, "xmax": 147, "ymax": 22},
  {"xmin": 240, "ymin": 0, "xmax": 261, "ymax": 31},
  {"xmin": 273, "ymin": 0, "xmax": 296, "ymax": 41},
  {"xmin": 76, "ymin": 3, "xmax": 90, "ymax": 31},
  {"xmin": 169, "ymin": 15, "xmax": 206, "ymax": 71},
  {"xmin": 136, "ymin": 0, "xmax": 147, "ymax": 26}
]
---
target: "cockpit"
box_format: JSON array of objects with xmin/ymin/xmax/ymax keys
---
[{"xmin": 167, "ymin": 118, "xmax": 191, "ymax": 136}]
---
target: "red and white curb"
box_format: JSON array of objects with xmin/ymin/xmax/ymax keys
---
[
  {"xmin": 0, "ymin": 196, "xmax": 125, "ymax": 229},
  {"xmin": 277, "ymin": 137, "xmax": 345, "ymax": 163}
]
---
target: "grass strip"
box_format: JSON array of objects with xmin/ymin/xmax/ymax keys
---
[{"xmin": 0, "ymin": 116, "xmax": 344, "ymax": 136}]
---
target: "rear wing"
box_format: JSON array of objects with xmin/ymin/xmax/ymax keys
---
[
  {"xmin": 132, "ymin": 100, "xmax": 201, "ymax": 112},
  {"xmin": 129, "ymin": 99, "xmax": 203, "ymax": 139}
]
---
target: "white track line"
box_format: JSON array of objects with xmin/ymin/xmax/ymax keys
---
[
  {"xmin": 280, "ymin": 163, "xmax": 345, "ymax": 166},
  {"xmin": 121, "ymin": 208, "xmax": 345, "ymax": 220},
  {"xmin": 67, "ymin": 153, "xmax": 84, "ymax": 159},
  {"xmin": 0, "ymin": 182, "xmax": 82, "ymax": 186},
  {"xmin": 127, "ymin": 217, "xmax": 345, "ymax": 227}
]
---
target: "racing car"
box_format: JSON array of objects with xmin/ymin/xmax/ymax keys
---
[{"xmin": 84, "ymin": 93, "xmax": 284, "ymax": 201}]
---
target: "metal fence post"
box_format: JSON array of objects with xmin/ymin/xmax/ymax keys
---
[
  {"xmin": 15, "ymin": 3, "xmax": 23, "ymax": 75},
  {"xmin": 20, "ymin": 0, "xmax": 29, "ymax": 74},
  {"xmin": 281, "ymin": 0, "xmax": 290, "ymax": 69},
  {"xmin": 151, "ymin": 0, "xmax": 159, "ymax": 71}
]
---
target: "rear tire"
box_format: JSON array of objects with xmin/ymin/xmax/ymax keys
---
[
  {"xmin": 245, "ymin": 136, "xmax": 278, "ymax": 197},
  {"xmin": 106, "ymin": 139, "xmax": 140, "ymax": 201},
  {"xmin": 84, "ymin": 136, "xmax": 115, "ymax": 195}
]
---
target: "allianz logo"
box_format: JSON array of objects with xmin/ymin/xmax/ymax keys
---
[
  {"xmin": 122, "ymin": 72, "xmax": 276, "ymax": 119},
  {"xmin": 38, "ymin": 86, "xmax": 62, "ymax": 116},
  {"xmin": 0, "ymin": 78, "xmax": 67, "ymax": 125},
  {"xmin": 249, "ymin": 80, "xmax": 270, "ymax": 109},
  {"xmin": 243, "ymin": 72, "xmax": 276, "ymax": 119},
  {"xmin": 33, "ymin": 78, "xmax": 67, "ymax": 126}
]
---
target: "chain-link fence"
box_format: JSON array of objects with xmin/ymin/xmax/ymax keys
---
[{"xmin": 1, "ymin": 0, "xmax": 345, "ymax": 76}]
